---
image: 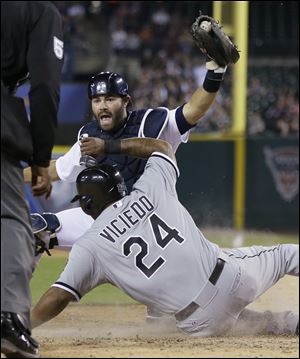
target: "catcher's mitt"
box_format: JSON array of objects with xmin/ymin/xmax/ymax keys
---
[{"xmin": 190, "ymin": 13, "xmax": 240, "ymax": 67}]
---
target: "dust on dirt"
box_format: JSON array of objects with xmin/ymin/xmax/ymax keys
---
[{"xmin": 31, "ymin": 276, "xmax": 298, "ymax": 358}]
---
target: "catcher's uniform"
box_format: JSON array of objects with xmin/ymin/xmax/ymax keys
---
[
  {"xmin": 53, "ymin": 105, "xmax": 192, "ymax": 247},
  {"xmin": 53, "ymin": 152, "xmax": 299, "ymax": 336}
]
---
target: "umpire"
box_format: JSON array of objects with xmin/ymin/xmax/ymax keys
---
[{"xmin": 1, "ymin": 2, "xmax": 63, "ymax": 357}]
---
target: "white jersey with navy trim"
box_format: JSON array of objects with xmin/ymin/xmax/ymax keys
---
[
  {"xmin": 53, "ymin": 152, "xmax": 220, "ymax": 313},
  {"xmin": 56, "ymin": 107, "xmax": 189, "ymax": 182}
]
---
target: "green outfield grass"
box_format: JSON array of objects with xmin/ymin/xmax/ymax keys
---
[
  {"xmin": 30, "ymin": 230, "xmax": 299, "ymax": 305},
  {"xmin": 30, "ymin": 254, "xmax": 137, "ymax": 305}
]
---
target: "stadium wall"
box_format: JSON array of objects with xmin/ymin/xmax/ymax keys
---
[{"xmin": 176, "ymin": 138, "xmax": 299, "ymax": 231}]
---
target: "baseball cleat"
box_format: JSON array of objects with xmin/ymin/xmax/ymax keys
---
[{"xmin": 1, "ymin": 312, "xmax": 40, "ymax": 358}]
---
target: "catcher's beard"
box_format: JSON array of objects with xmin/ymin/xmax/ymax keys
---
[{"xmin": 97, "ymin": 106, "xmax": 126, "ymax": 132}]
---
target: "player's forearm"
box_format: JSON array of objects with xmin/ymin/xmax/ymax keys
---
[
  {"xmin": 31, "ymin": 287, "xmax": 72, "ymax": 329},
  {"xmin": 183, "ymin": 87, "xmax": 217, "ymax": 125},
  {"xmin": 23, "ymin": 159, "xmax": 59, "ymax": 183},
  {"xmin": 106, "ymin": 138, "xmax": 175, "ymax": 161},
  {"xmin": 80, "ymin": 137, "xmax": 176, "ymax": 161},
  {"xmin": 183, "ymin": 62, "xmax": 228, "ymax": 126}
]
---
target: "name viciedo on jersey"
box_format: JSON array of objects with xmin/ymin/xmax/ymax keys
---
[{"xmin": 99, "ymin": 195, "xmax": 154, "ymax": 243}]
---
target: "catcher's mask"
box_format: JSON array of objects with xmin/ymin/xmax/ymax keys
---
[
  {"xmin": 88, "ymin": 72, "xmax": 129, "ymax": 99},
  {"xmin": 71, "ymin": 164, "xmax": 127, "ymax": 219}
]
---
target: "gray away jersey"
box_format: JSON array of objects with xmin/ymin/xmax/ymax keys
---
[{"xmin": 53, "ymin": 152, "xmax": 220, "ymax": 314}]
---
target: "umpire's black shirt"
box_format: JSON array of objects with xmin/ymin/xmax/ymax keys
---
[{"xmin": 1, "ymin": 1, "xmax": 63, "ymax": 166}]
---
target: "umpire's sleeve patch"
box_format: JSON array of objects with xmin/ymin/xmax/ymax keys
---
[{"xmin": 141, "ymin": 107, "xmax": 169, "ymax": 138}]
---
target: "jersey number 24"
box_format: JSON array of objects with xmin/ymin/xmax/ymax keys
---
[{"xmin": 123, "ymin": 213, "xmax": 185, "ymax": 278}]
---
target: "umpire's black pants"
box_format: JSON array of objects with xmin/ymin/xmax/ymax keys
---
[{"xmin": 1, "ymin": 151, "xmax": 34, "ymax": 330}]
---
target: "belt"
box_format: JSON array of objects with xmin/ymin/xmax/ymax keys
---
[{"xmin": 175, "ymin": 258, "xmax": 225, "ymax": 321}]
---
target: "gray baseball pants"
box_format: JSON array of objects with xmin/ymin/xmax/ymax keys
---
[
  {"xmin": 176, "ymin": 244, "xmax": 299, "ymax": 336},
  {"xmin": 1, "ymin": 152, "xmax": 34, "ymax": 330}
]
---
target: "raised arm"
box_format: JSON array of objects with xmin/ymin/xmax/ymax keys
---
[{"xmin": 182, "ymin": 85, "xmax": 220, "ymax": 125}]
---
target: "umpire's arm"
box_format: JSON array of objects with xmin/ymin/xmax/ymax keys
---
[
  {"xmin": 27, "ymin": 2, "xmax": 64, "ymax": 167},
  {"xmin": 23, "ymin": 159, "xmax": 59, "ymax": 183}
]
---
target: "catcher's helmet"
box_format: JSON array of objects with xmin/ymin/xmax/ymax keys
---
[
  {"xmin": 88, "ymin": 72, "xmax": 129, "ymax": 99},
  {"xmin": 71, "ymin": 165, "xmax": 127, "ymax": 218}
]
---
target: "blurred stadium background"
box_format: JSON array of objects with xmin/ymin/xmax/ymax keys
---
[{"xmin": 20, "ymin": 1, "xmax": 299, "ymax": 233}]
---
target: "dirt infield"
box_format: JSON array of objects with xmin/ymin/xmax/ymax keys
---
[{"xmin": 31, "ymin": 276, "xmax": 299, "ymax": 358}]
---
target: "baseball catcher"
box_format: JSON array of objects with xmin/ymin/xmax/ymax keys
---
[{"xmin": 190, "ymin": 12, "xmax": 240, "ymax": 69}]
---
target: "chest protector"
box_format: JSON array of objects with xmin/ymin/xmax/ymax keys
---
[{"xmin": 78, "ymin": 108, "xmax": 168, "ymax": 192}]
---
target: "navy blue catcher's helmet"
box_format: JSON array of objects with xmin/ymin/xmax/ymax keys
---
[
  {"xmin": 88, "ymin": 72, "xmax": 129, "ymax": 99},
  {"xmin": 71, "ymin": 165, "xmax": 127, "ymax": 218}
]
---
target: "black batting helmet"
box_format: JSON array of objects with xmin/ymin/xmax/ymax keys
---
[
  {"xmin": 88, "ymin": 72, "xmax": 129, "ymax": 99},
  {"xmin": 71, "ymin": 164, "xmax": 127, "ymax": 218}
]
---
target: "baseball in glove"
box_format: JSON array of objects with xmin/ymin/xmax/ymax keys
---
[{"xmin": 190, "ymin": 12, "xmax": 240, "ymax": 67}]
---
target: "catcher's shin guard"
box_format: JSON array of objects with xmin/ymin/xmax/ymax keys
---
[
  {"xmin": 30, "ymin": 213, "xmax": 47, "ymax": 234},
  {"xmin": 30, "ymin": 212, "xmax": 61, "ymax": 248},
  {"xmin": 30, "ymin": 213, "xmax": 61, "ymax": 267}
]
